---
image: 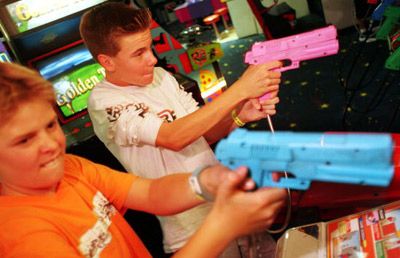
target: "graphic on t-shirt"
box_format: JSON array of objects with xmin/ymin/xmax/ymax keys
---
[
  {"xmin": 105, "ymin": 103, "xmax": 148, "ymax": 122},
  {"xmin": 158, "ymin": 109, "xmax": 177, "ymax": 123},
  {"xmin": 79, "ymin": 191, "xmax": 117, "ymax": 257},
  {"xmin": 105, "ymin": 102, "xmax": 177, "ymax": 123}
]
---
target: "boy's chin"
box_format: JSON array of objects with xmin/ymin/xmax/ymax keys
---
[{"xmin": 142, "ymin": 74, "xmax": 154, "ymax": 85}]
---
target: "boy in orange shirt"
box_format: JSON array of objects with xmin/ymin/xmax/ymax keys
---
[{"xmin": 0, "ymin": 61, "xmax": 286, "ymax": 257}]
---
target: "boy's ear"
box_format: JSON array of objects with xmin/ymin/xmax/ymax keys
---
[{"xmin": 97, "ymin": 54, "xmax": 115, "ymax": 71}]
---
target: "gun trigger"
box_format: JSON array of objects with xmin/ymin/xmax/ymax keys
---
[
  {"xmin": 246, "ymin": 168, "xmax": 259, "ymax": 190},
  {"xmin": 278, "ymin": 60, "xmax": 299, "ymax": 72},
  {"xmin": 281, "ymin": 59, "xmax": 292, "ymax": 67},
  {"xmin": 292, "ymin": 61, "xmax": 300, "ymax": 68}
]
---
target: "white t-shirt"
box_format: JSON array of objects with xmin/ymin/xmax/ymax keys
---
[{"xmin": 88, "ymin": 67, "xmax": 218, "ymax": 252}]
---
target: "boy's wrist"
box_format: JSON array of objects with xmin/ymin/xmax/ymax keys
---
[
  {"xmin": 226, "ymin": 81, "xmax": 248, "ymax": 103},
  {"xmin": 231, "ymin": 109, "xmax": 246, "ymax": 127},
  {"xmin": 189, "ymin": 166, "xmax": 214, "ymax": 202}
]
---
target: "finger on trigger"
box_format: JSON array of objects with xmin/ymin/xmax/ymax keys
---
[{"xmin": 264, "ymin": 60, "xmax": 282, "ymax": 71}]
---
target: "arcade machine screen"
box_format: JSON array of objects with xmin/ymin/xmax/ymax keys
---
[
  {"xmin": 3, "ymin": 0, "xmax": 107, "ymax": 35},
  {"xmin": 28, "ymin": 41, "xmax": 105, "ymax": 146}
]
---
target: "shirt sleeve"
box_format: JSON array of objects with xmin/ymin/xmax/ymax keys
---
[
  {"xmin": 88, "ymin": 86, "xmax": 163, "ymax": 147},
  {"xmin": 109, "ymin": 104, "xmax": 163, "ymax": 146},
  {"xmin": 65, "ymin": 155, "xmax": 136, "ymax": 211}
]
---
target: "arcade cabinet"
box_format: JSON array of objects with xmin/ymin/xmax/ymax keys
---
[
  {"xmin": 150, "ymin": 20, "xmax": 205, "ymax": 105},
  {"xmin": 177, "ymin": 24, "xmax": 228, "ymax": 103},
  {"xmin": 0, "ymin": 0, "xmax": 109, "ymax": 147},
  {"xmin": 27, "ymin": 40, "xmax": 104, "ymax": 147},
  {"xmin": 276, "ymin": 200, "xmax": 400, "ymax": 258}
]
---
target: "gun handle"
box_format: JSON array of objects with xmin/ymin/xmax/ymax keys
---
[
  {"xmin": 259, "ymin": 93, "xmax": 272, "ymax": 101},
  {"xmin": 259, "ymin": 66, "xmax": 282, "ymax": 101},
  {"xmin": 258, "ymin": 60, "xmax": 300, "ymax": 101}
]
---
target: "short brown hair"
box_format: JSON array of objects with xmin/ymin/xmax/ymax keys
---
[
  {"xmin": 0, "ymin": 62, "xmax": 55, "ymax": 123},
  {"xmin": 80, "ymin": 2, "xmax": 152, "ymax": 61}
]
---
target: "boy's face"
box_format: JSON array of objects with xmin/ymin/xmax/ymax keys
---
[
  {"xmin": 105, "ymin": 28, "xmax": 158, "ymax": 86},
  {"xmin": 0, "ymin": 99, "xmax": 66, "ymax": 196}
]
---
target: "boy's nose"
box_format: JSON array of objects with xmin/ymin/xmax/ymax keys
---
[
  {"xmin": 148, "ymin": 52, "xmax": 158, "ymax": 66},
  {"xmin": 39, "ymin": 132, "xmax": 59, "ymax": 153}
]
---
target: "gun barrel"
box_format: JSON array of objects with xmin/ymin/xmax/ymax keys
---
[
  {"xmin": 216, "ymin": 129, "xmax": 395, "ymax": 190},
  {"xmin": 247, "ymin": 40, "xmax": 339, "ymax": 70},
  {"xmin": 245, "ymin": 25, "xmax": 339, "ymax": 68}
]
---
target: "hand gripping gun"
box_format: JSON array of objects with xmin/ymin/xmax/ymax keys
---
[{"xmin": 215, "ymin": 129, "xmax": 396, "ymax": 190}]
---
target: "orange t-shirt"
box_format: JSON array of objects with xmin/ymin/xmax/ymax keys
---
[{"xmin": 0, "ymin": 154, "xmax": 151, "ymax": 258}]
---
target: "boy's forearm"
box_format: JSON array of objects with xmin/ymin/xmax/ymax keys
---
[
  {"xmin": 125, "ymin": 173, "xmax": 205, "ymax": 215},
  {"xmin": 157, "ymin": 84, "xmax": 246, "ymax": 150},
  {"xmin": 204, "ymin": 99, "xmax": 250, "ymax": 144},
  {"xmin": 150, "ymin": 174, "xmax": 204, "ymax": 215},
  {"xmin": 203, "ymin": 111, "xmax": 238, "ymax": 144}
]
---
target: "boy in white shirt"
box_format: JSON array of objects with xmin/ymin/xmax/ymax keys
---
[{"xmin": 80, "ymin": 2, "xmax": 283, "ymax": 256}]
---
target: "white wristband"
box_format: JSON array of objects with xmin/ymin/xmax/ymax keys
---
[{"xmin": 188, "ymin": 166, "xmax": 214, "ymax": 202}]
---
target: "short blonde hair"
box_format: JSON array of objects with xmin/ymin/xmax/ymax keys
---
[
  {"xmin": 80, "ymin": 2, "xmax": 152, "ymax": 61},
  {"xmin": 0, "ymin": 62, "xmax": 55, "ymax": 123}
]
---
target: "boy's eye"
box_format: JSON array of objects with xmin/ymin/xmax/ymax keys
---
[
  {"xmin": 16, "ymin": 137, "xmax": 31, "ymax": 145},
  {"xmin": 47, "ymin": 119, "xmax": 59, "ymax": 130},
  {"xmin": 47, "ymin": 121, "xmax": 56, "ymax": 129},
  {"xmin": 132, "ymin": 49, "xmax": 147, "ymax": 57}
]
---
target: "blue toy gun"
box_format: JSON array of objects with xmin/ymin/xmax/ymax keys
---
[{"xmin": 215, "ymin": 129, "xmax": 395, "ymax": 190}]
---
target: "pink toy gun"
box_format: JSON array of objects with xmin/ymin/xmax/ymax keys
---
[{"xmin": 245, "ymin": 25, "xmax": 339, "ymax": 100}]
